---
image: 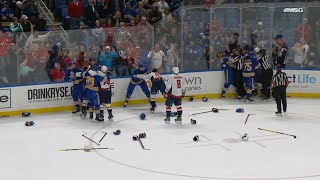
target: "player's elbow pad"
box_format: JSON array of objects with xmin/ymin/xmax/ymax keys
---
[{"xmin": 75, "ymin": 72, "xmax": 82, "ymax": 77}]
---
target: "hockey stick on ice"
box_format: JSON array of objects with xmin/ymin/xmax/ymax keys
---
[
  {"xmin": 138, "ymin": 137, "xmax": 150, "ymax": 150},
  {"xmin": 244, "ymin": 113, "xmax": 255, "ymax": 125},
  {"xmin": 59, "ymin": 147, "xmax": 113, "ymax": 151},
  {"xmin": 258, "ymin": 128, "xmax": 297, "ymax": 139},
  {"xmin": 82, "ymin": 134, "xmax": 100, "ymax": 146}
]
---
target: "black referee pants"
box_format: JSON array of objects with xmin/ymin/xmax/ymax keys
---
[
  {"xmin": 234, "ymin": 69, "xmax": 245, "ymax": 97},
  {"xmin": 262, "ymin": 69, "xmax": 273, "ymax": 98},
  {"xmin": 273, "ymin": 86, "xmax": 287, "ymax": 113}
]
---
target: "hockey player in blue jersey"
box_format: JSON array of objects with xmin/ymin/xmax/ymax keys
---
[
  {"xmin": 64, "ymin": 61, "xmax": 84, "ymax": 113},
  {"xmin": 82, "ymin": 68, "xmax": 104, "ymax": 121},
  {"xmin": 136, "ymin": 68, "xmax": 166, "ymax": 112},
  {"xmin": 220, "ymin": 52, "xmax": 234, "ymax": 99},
  {"xmin": 243, "ymin": 51, "xmax": 261, "ymax": 103},
  {"xmin": 98, "ymin": 66, "xmax": 113, "ymax": 120},
  {"xmin": 123, "ymin": 62, "xmax": 153, "ymax": 108}
]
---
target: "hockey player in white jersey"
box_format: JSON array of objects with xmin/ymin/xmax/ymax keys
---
[
  {"xmin": 164, "ymin": 67, "xmax": 185, "ymax": 124},
  {"xmin": 98, "ymin": 66, "xmax": 113, "ymax": 120}
]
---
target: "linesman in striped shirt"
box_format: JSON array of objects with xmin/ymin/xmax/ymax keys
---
[{"xmin": 271, "ymin": 66, "xmax": 289, "ymax": 116}]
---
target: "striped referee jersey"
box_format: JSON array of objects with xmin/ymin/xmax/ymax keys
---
[
  {"xmin": 272, "ymin": 71, "xmax": 289, "ymax": 87},
  {"xmin": 234, "ymin": 56, "xmax": 244, "ymax": 70},
  {"xmin": 257, "ymin": 55, "xmax": 272, "ymax": 70}
]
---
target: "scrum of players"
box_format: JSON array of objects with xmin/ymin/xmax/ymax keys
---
[
  {"xmin": 220, "ymin": 47, "xmax": 274, "ymax": 103},
  {"xmin": 64, "ymin": 46, "xmax": 270, "ymax": 123},
  {"xmin": 64, "ymin": 60, "xmax": 185, "ymax": 124}
]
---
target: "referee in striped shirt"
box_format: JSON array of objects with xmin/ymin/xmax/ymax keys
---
[
  {"xmin": 256, "ymin": 48, "xmax": 273, "ymax": 100},
  {"xmin": 271, "ymin": 66, "xmax": 289, "ymax": 116}
]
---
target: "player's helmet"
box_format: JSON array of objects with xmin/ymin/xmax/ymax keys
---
[
  {"xmin": 172, "ymin": 67, "xmax": 179, "ymax": 74},
  {"xmin": 254, "ymin": 47, "xmax": 260, "ymax": 53},
  {"xmin": 139, "ymin": 62, "xmax": 146, "ymax": 68},
  {"xmin": 101, "ymin": 66, "xmax": 108, "ymax": 73}
]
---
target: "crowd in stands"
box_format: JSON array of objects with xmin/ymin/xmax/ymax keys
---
[{"xmin": 0, "ymin": 0, "xmax": 319, "ymax": 85}]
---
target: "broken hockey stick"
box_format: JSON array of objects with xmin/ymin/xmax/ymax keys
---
[
  {"xmin": 59, "ymin": 147, "xmax": 113, "ymax": 151},
  {"xmin": 244, "ymin": 114, "xmax": 255, "ymax": 125},
  {"xmin": 99, "ymin": 132, "xmax": 107, "ymax": 143},
  {"xmin": 138, "ymin": 137, "xmax": 150, "ymax": 150},
  {"xmin": 82, "ymin": 134, "xmax": 100, "ymax": 146},
  {"xmin": 258, "ymin": 128, "xmax": 297, "ymax": 139}
]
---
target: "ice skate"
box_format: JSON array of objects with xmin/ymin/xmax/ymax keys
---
[
  {"xmin": 175, "ymin": 116, "xmax": 182, "ymax": 124},
  {"xmin": 164, "ymin": 117, "xmax": 170, "ymax": 124}
]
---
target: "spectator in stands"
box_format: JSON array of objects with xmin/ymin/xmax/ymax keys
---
[
  {"xmin": 138, "ymin": 16, "xmax": 151, "ymax": 27},
  {"xmin": 19, "ymin": 57, "xmax": 35, "ymax": 83},
  {"xmin": 112, "ymin": 11, "xmax": 123, "ymax": 27},
  {"xmin": 84, "ymin": 0, "xmax": 99, "ymax": 28},
  {"xmin": 76, "ymin": 51, "xmax": 88, "ymax": 69},
  {"xmin": 14, "ymin": 1, "xmax": 24, "ymax": 20},
  {"xmin": 137, "ymin": 1, "xmax": 149, "ymax": 20},
  {"xmin": 253, "ymin": 22, "xmax": 268, "ymax": 49},
  {"xmin": 292, "ymin": 38, "xmax": 309, "ymax": 68},
  {"xmin": 34, "ymin": 13, "xmax": 48, "ymax": 31},
  {"xmin": 1, "ymin": 1, "xmax": 14, "ymax": 26},
  {"xmin": 160, "ymin": 8, "xmax": 172, "ymax": 30},
  {"xmin": 296, "ymin": 18, "xmax": 313, "ymax": 45},
  {"xmin": 64, "ymin": 52, "xmax": 73, "ymax": 68},
  {"xmin": 228, "ymin": 32, "xmax": 240, "ymax": 52},
  {"xmin": 50, "ymin": 62, "xmax": 65, "ymax": 82},
  {"xmin": 148, "ymin": 43, "xmax": 166, "ymax": 72},
  {"xmin": 0, "ymin": 28, "xmax": 11, "ymax": 83},
  {"xmin": 25, "ymin": 29, "xmax": 50, "ymax": 50},
  {"xmin": 157, "ymin": 0, "xmax": 169, "ymax": 14},
  {"xmin": 96, "ymin": 0, "xmax": 108, "ymax": 25},
  {"xmin": 68, "ymin": 0, "xmax": 84, "ymax": 29},
  {"xmin": 165, "ymin": 43, "xmax": 179, "ymax": 73},
  {"xmin": 122, "ymin": 2, "xmax": 138, "ymax": 24},
  {"xmin": 20, "ymin": 15, "xmax": 32, "ymax": 32},
  {"xmin": 103, "ymin": 18, "xmax": 115, "ymax": 28},
  {"xmin": 148, "ymin": 3, "xmax": 162, "ymax": 25},
  {"xmin": 9, "ymin": 17, "xmax": 23, "ymax": 33},
  {"xmin": 127, "ymin": 17, "xmax": 137, "ymax": 26},
  {"xmin": 99, "ymin": 46, "xmax": 118, "ymax": 68},
  {"xmin": 114, "ymin": 50, "xmax": 129, "ymax": 76},
  {"xmin": 107, "ymin": 0, "xmax": 125, "ymax": 16},
  {"xmin": 23, "ymin": 0, "xmax": 39, "ymax": 23}
]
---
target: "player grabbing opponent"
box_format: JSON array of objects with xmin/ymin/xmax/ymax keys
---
[
  {"xmin": 64, "ymin": 61, "xmax": 84, "ymax": 113},
  {"xmin": 164, "ymin": 67, "xmax": 185, "ymax": 124},
  {"xmin": 123, "ymin": 62, "xmax": 153, "ymax": 108},
  {"xmin": 98, "ymin": 66, "xmax": 113, "ymax": 120},
  {"xmin": 136, "ymin": 68, "xmax": 166, "ymax": 112},
  {"xmin": 243, "ymin": 51, "xmax": 260, "ymax": 103},
  {"xmin": 220, "ymin": 52, "xmax": 234, "ymax": 99}
]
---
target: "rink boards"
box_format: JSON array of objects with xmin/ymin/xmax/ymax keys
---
[{"xmin": 0, "ymin": 70, "xmax": 319, "ymax": 116}]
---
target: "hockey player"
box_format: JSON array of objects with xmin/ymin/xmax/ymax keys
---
[
  {"xmin": 82, "ymin": 67, "xmax": 104, "ymax": 121},
  {"xmin": 64, "ymin": 61, "xmax": 84, "ymax": 113},
  {"xmin": 123, "ymin": 62, "xmax": 153, "ymax": 108},
  {"xmin": 220, "ymin": 51, "xmax": 234, "ymax": 99},
  {"xmin": 164, "ymin": 67, "xmax": 185, "ymax": 124},
  {"xmin": 98, "ymin": 66, "xmax": 113, "ymax": 120},
  {"xmin": 243, "ymin": 51, "xmax": 260, "ymax": 103},
  {"xmin": 136, "ymin": 68, "xmax": 166, "ymax": 112}
]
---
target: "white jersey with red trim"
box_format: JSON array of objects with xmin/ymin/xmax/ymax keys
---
[
  {"xmin": 97, "ymin": 71, "xmax": 111, "ymax": 90},
  {"xmin": 165, "ymin": 73, "xmax": 185, "ymax": 97}
]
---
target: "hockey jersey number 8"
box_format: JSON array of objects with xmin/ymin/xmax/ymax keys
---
[{"xmin": 165, "ymin": 74, "xmax": 185, "ymax": 97}]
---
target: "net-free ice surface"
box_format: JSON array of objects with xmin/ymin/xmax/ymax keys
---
[{"xmin": 1, "ymin": 98, "xmax": 320, "ymax": 180}]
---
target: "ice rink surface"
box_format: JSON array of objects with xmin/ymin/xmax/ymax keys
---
[{"xmin": 1, "ymin": 98, "xmax": 320, "ymax": 180}]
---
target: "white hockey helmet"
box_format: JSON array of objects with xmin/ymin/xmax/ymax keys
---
[
  {"xmin": 254, "ymin": 47, "xmax": 260, "ymax": 53},
  {"xmin": 172, "ymin": 67, "xmax": 179, "ymax": 74},
  {"xmin": 101, "ymin": 66, "xmax": 108, "ymax": 73}
]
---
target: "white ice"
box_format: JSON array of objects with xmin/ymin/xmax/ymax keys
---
[{"xmin": 1, "ymin": 98, "xmax": 320, "ymax": 180}]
